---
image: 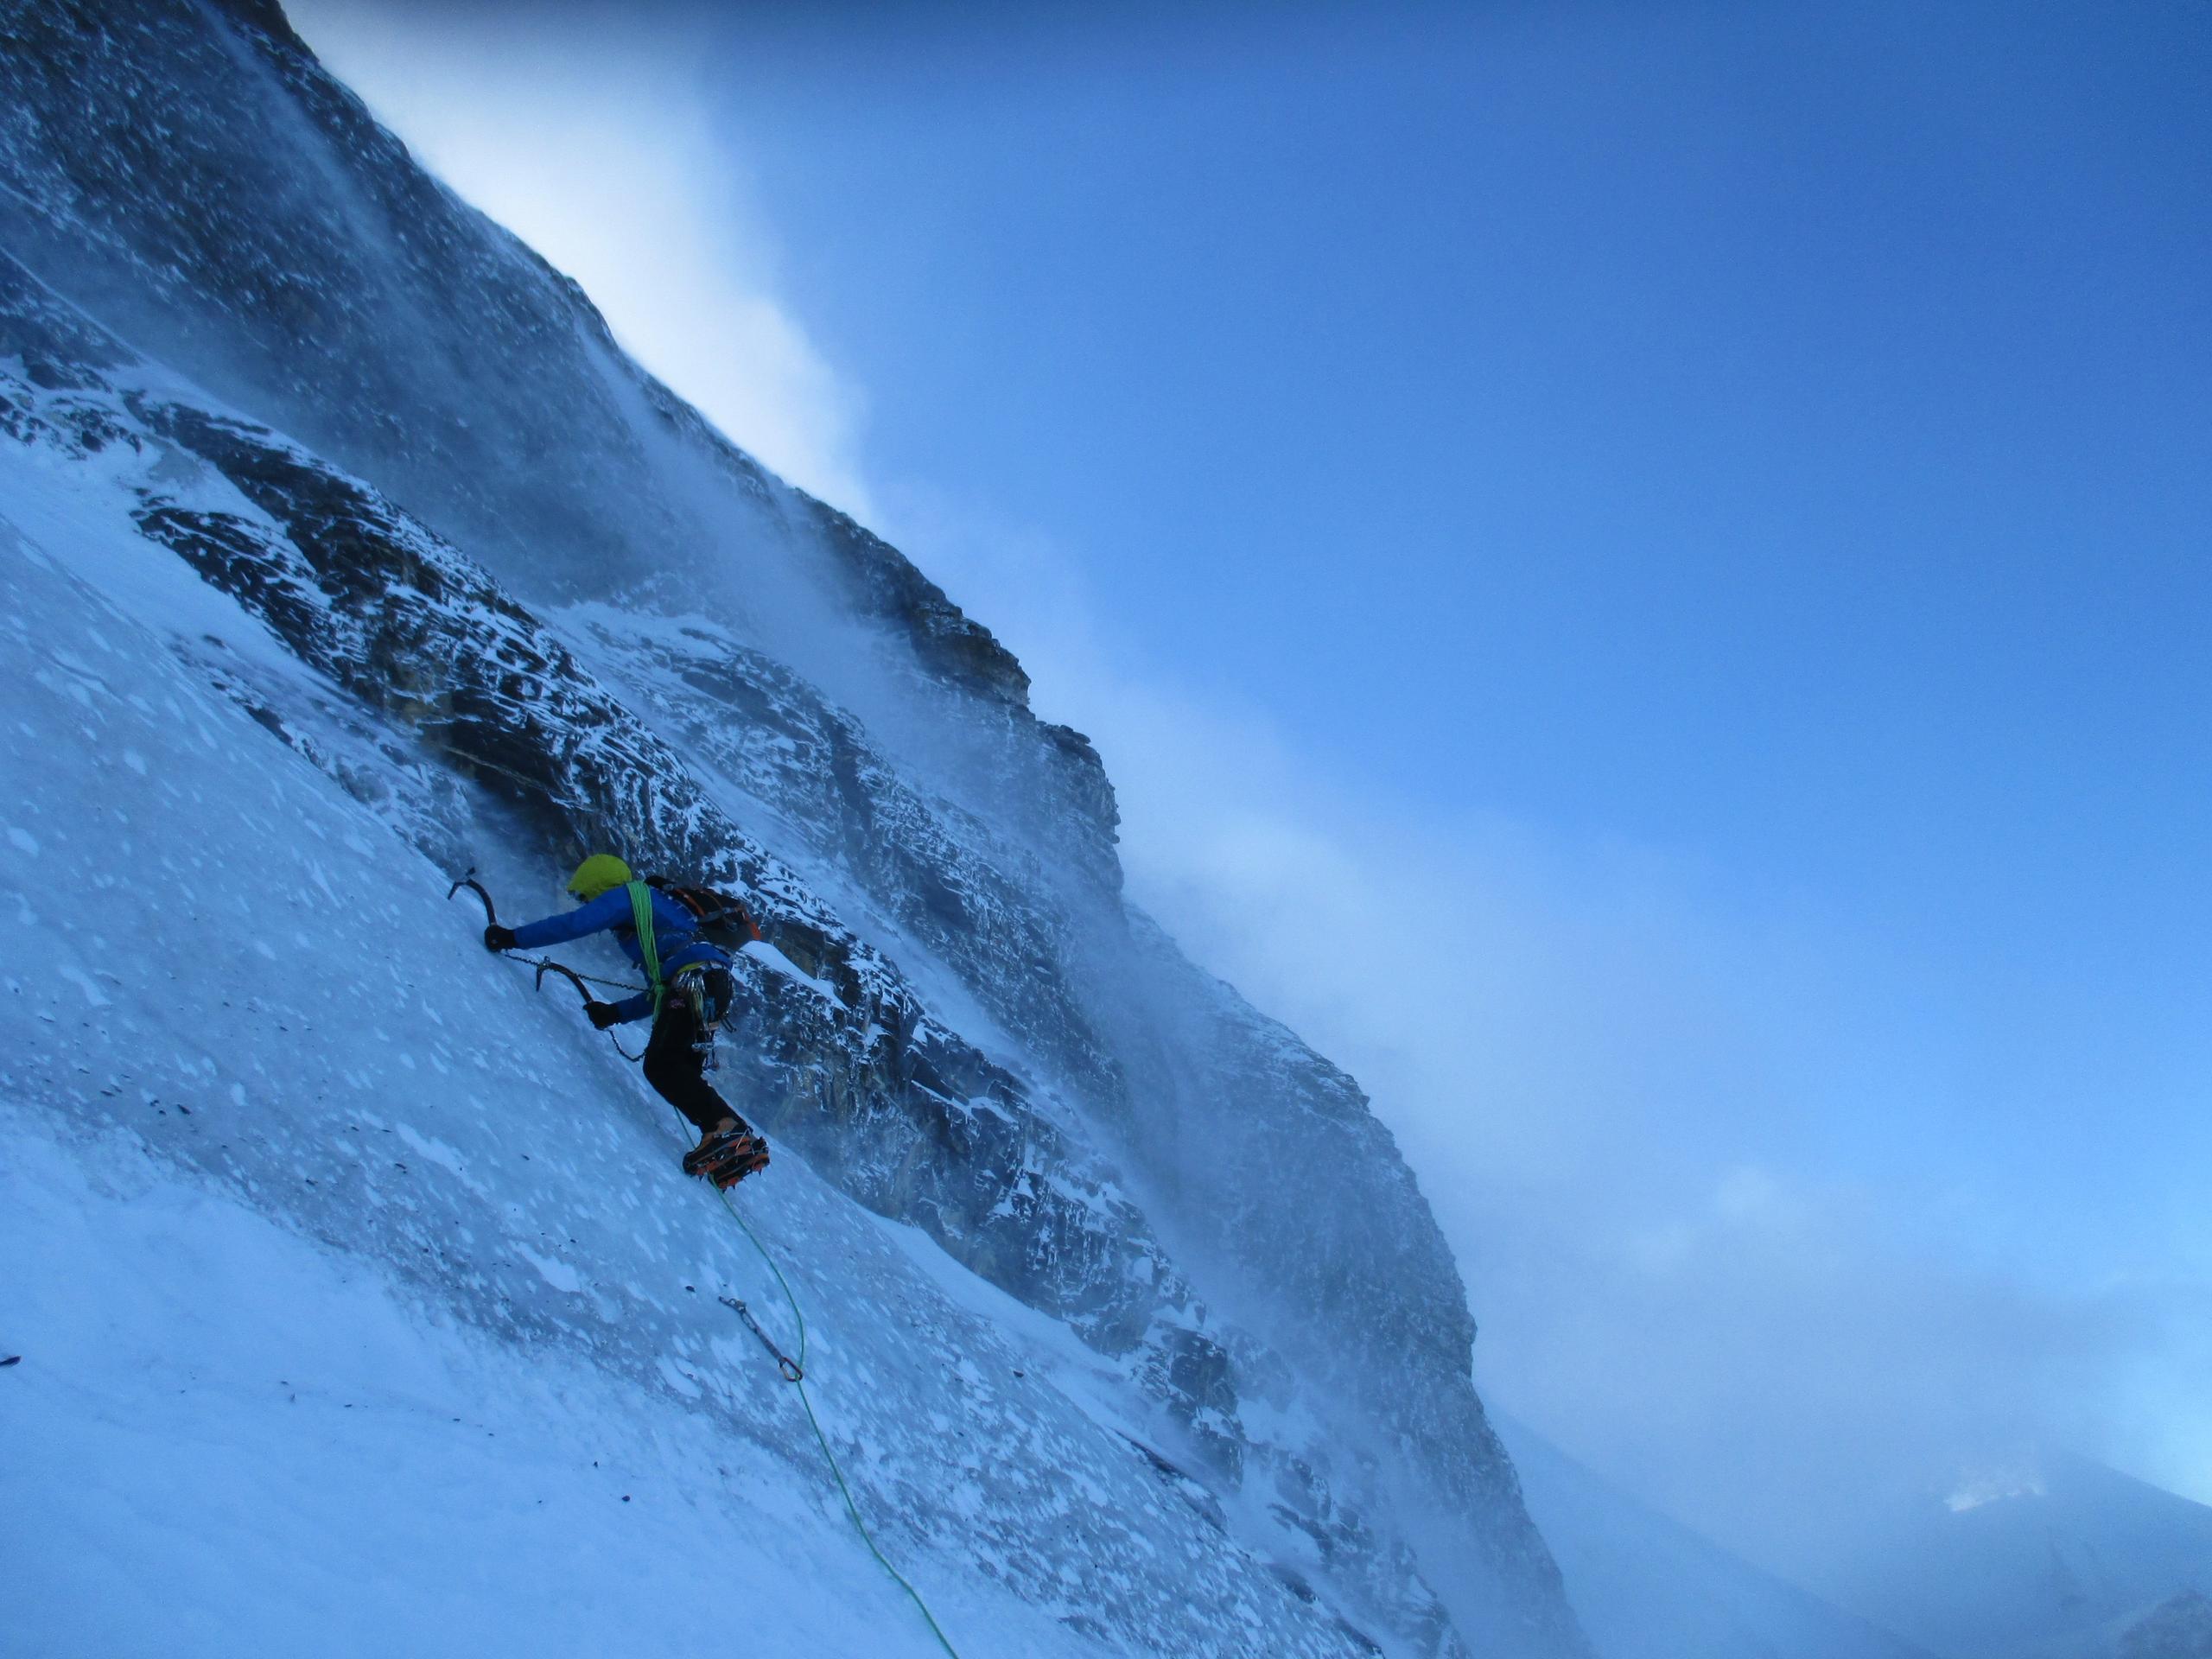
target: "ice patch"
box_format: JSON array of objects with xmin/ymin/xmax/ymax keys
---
[
  {"xmin": 742, "ymin": 940, "xmax": 842, "ymax": 1007},
  {"xmin": 518, "ymin": 1247, "xmax": 584, "ymax": 1294},
  {"xmin": 394, "ymin": 1125, "xmax": 475, "ymax": 1187},
  {"xmin": 57, "ymin": 966, "xmax": 108, "ymax": 1007},
  {"xmin": 656, "ymin": 1357, "xmax": 703, "ymax": 1399}
]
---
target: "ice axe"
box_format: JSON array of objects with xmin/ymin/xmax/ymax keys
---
[{"xmin": 445, "ymin": 867, "xmax": 645, "ymax": 1060}]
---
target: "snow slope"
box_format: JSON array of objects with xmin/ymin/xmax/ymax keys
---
[
  {"xmin": 1494, "ymin": 1415, "xmax": 1942, "ymax": 1659},
  {"xmin": 0, "ymin": 465, "xmax": 1371, "ymax": 1657},
  {"xmin": 3, "ymin": 1116, "xmax": 1070, "ymax": 1659},
  {"xmin": 1799, "ymin": 1457, "xmax": 2212, "ymax": 1659}
]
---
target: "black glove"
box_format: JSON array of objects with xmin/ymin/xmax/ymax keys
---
[
  {"xmin": 586, "ymin": 1001, "xmax": 622, "ymax": 1030},
  {"xmin": 483, "ymin": 924, "xmax": 517, "ymax": 953}
]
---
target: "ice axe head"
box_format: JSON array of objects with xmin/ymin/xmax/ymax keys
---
[{"xmin": 447, "ymin": 868, "xmax": 498, "ymax": 924}]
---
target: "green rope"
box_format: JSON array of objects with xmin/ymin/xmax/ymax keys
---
[
  {"xmin": 714, "ymin": 1188, "xmax": 963, "ymax": 1659},
  {"xmin": 625, "ymin": 881, "xmax": 668, "ymax": 1015},
  {"xmin": 670, "ymin": 1109, "xmax": 964, "ymax": 1659}
]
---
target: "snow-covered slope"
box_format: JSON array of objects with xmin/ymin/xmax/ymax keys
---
[
  {"xmin": 1794, "ymin": 1456, "xmax": 2212, "ymax": 1659},
  {"xmin": 1494, "ymin": 1416, "xmax": 1944, "ymax": 1659},
  {"xmin": 0, "ymin": 3, "xmax": 1587, "ymax": 1653},
  {"xmin": 3, "ymin": 1116, "xmax": 1077, "ymax": 1659},
  {"xmin": 0, "ymin": 454, "xmax": 1370, "ymax": 1656}
]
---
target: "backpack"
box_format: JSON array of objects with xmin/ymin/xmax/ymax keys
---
[{"xmin": 644, "ymin": 874, "xmax": 763, "ymax": 948}]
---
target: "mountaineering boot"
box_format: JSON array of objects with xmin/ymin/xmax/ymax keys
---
[
  {"xmin": 709, "ymin": 1135, "xmax": 771, "ymax": 1189},
  {"xmin": 682, "ymin": 1123, "xmax": 739, "ymax": 1175},
  {"xmin": 683, "ymin": 1122, "xmax": 769, "ymax": 1184}
]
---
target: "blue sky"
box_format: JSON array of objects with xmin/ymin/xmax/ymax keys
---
[
  {"xmin": 710, "ymin": 0, "xmax": 2212, "ymax": 1274},
  {"xmin": 715, "ymin": 0, "xmax": 2211, "ymax": 1005},
  {"xmin": 297, "ymin": 0, "xmax": 2212, "ymax": 1552}
]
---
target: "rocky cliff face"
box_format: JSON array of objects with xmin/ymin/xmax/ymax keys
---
[{"xmin": 0, "ymin": 3, "xmax": 1587, "ymax": 1653}]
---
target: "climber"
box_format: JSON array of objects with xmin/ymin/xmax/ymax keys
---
[{"xmin": 484, "ymin": 854, "xmax": 770, "ymax": 1188}]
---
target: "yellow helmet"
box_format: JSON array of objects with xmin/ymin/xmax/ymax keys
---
[{"xmin": 566, "ymin": 853, "xmax": 632, "ymax": 900}]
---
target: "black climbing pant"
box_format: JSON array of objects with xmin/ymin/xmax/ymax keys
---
[{"xmin": 642, "ymin": 995, "xmax": 746, "ymax": 1136}]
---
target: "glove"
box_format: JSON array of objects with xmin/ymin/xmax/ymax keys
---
[
  {"xmin": 483, "ymin": 924, "xmax": 517, "ymax": 953},
  {"xmin": 586, "ymin": 1001, "xmax": 622, "ymax": 1030}
]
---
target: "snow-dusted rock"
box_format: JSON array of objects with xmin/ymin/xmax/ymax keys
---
[{"xmin": 2120, "ymin": 1592, "xmax": 2212, "ymax": 1659}]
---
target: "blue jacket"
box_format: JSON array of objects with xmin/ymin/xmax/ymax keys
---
[{"xmin": 509, "ymin": 884, "xmax": 731, "ymax": 1025}]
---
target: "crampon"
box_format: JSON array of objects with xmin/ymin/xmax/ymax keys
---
[{"xmin": 684, "ymin": 1127, "xmax": 771, "ymax": 1189}]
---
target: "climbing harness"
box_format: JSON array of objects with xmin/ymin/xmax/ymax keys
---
[
  {"xmin": 686, "ymin": 1119, "xmax": 963, "ymax": 1659},
  {"xmin": 623, "ymin": 878, "xmax": 734, "ymax": 1069},
  {"xmin": 671, "ymin": 962, "xmax": 734, "ymax": 1070}
]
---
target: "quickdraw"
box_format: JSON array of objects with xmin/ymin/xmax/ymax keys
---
[{"xmin": 719, "ymin": 1294, "xmax": 804, "ymax": 1382}]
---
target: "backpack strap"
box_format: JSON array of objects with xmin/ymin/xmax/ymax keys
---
[{"xmin": 625, "ymin": 880, "xmax": 666, "ymax": 1014}]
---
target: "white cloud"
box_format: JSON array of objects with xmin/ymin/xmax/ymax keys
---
[{"xmin": 288, "ymin": 1, "xmax": 874, "ymax": 518}]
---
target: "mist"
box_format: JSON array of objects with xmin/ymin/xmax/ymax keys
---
[
  {"xmin": 904, "ymin": 502, "xmax": 2212, "ymax": 1585},
  {"xmin": 287, "ymin": 0, "xmax": 870, "ymax": 517}
]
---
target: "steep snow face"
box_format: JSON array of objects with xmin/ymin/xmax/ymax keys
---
[
  {"xmin": 0, "ymin": 3, "xmax": 1588, "ymax": 1654},
  {"xmin": 0, "ymin": 500, "xmax": 1362, "ymax": 1658},
  {"xmin": 1496, "ymin": 1417, "xmax": 1945, "ymax": 1659},
  {"xmin": 2, "ymin": 1117, "xmax": 1087, "ymax": 1659}
]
